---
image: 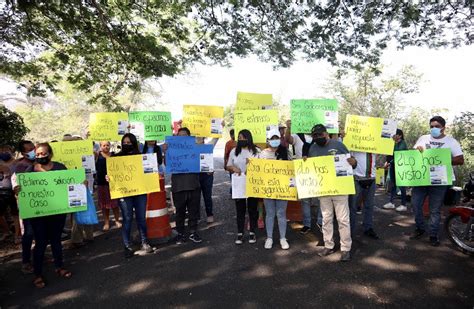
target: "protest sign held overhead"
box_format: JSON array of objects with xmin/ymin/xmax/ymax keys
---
[
  {"xmin": 234, "ymin": 110, "xmax": 279, "ymax": 143},
  {"xmin": 128, "ymin": 111, "xmax": 172, "ymax": 142},
  {"xmin": 235, "ymin": 92, "xmax": 273, "ymax": 110},
  {"xmin": 107, "ymin": 154, "xmax": 160, "ymax": 199},
  {"xmin": 246, "ymin": 159, "xmax": 297, "ymax": 201},
  {"xmin": 89, "ymin": 112, "xmax": 129, "ymax": 142},
  {"xmin": 294, "ymin": 155, "xmax": 355, "ymax": 199},
  {"xmin": 394, "ymin": 149, "xmax": 453, "ymax": 186},
  {"xmin": 50, "ymin": 140, "xmax": 95, "ymax": 174},
  {"xmin": 290, "ymin": 99, "xmax": 339, "ymax": 134},
  {"xmin": 18, "ymin": 169, "xmax": 87, "ymax": 219},
  {"xmin": 182, "ymin": 105, "xmax": 224, "ymax": 138},
  {"xmin": 344, "ymin": 115, "xmax": 397, "ymax": 155}
]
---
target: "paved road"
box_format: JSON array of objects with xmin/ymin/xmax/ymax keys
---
[{"xmin": 1, "ymin": 155, "xmax": 473, "ymax": 308}]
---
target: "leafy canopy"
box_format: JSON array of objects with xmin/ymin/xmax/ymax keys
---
[{"xmin": 1, "ymin": 1, "xmax": 471, "ymax": 109}]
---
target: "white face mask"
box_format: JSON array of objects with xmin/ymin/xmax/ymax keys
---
[{"xmin": 304, "ymin": 135, "xmax": 313, "ymax": 143}]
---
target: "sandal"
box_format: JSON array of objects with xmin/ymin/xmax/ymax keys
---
[
  {"xmin": 33, "ymin": 276, "xmax": 46, "ymax": 288},
  {"xmin": 55, "ymin": 268, "xmax": 72, "ymax": 279},
  {"xmin": 21, "ymin": 263, "xmax": 34, "ymax": 274}
]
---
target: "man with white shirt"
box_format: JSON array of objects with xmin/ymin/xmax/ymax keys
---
[{"xmin": 410, "ymin": 116, "xmax": 464, "ymax": 246}]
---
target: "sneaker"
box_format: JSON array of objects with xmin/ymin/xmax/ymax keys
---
[
  {"xmin": 248, "ymin": 232, "xmax": 257, "ymax": 244},
  {"xmin": 318, "ymin": 247, "xmax": 335, "ymax": 257},
  {"xmin": 356, "ymin": 208, "xmax": 362, "ymax": 215},
  {"xmin": 299, "ymin": 226, "xmax": 311, "ymax": 235},
  {"xmin": 189, "ymin": 232, "xmax": 203, "ymax": 243},
  {"xmin": 280, "ymin": 238, "xmax": 290, "ymax": 250},
  {"xmin": 264, "ymin": 238, "xmax": 273, "ymax": 249},
  {"xmin": 124, "ymin": 246, "xmax": 134, "ymax": 258},
  {"xmin": 235, "ymin": 233, "xmax": 244, "ymax": 245},
  {"xmin": 409, "ymin": 228, "xmax": 425, "ymax": 240},
  {"xmin": 206, "ymin": 216, "xmax": 214, "ymax": 223},
  {"xmin": 382, "ymin": 202, "xmax": 395, "ymax": 209},
  {"xmin": 395, "ymin": 205, "xmax": 407, "ymax": 212},
  {"xmin": 429, "ymin": 236, "xmax": 440, "ymax": 247},
  {"xmin": 340, "ymin": 251, "xmax": 351, "ymax": 262},
  {"xmin": 364, "ymin": 228, "xmax": 380, "ymax": 240},
  {"xmin": 176, "ymin": 233, "xmax": 186, "ymax": 245},
  {"xmin": 141, "ymin": 243, "xmax": 154, "ymax": 253}
]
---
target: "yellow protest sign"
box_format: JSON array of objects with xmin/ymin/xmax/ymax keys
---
[
  {"xmin": 343, "ymin": 115, "xmax": 396, "ymax": 155},
  {"xmin": 294, "ymin": 156, "xmax": 355, "ymax": 198},
  {"xmin": 50, "ymin": 140, "xmax": 93, "ymax": 170},
  {"xmin": 89, "ymin": 112, "xmax": 129, "ymax": 142},
  {"xmin": 246, "ymin": 159, "xmax": 297, "ymax": 201},
  {"xmin": 182, "ymin": 105, "xmax": 224, "ymax": 138},
  {"xmin": 376, "ymin": 168, "xmax": 385, "ymax": 186},
  {"xmin": 235, "ymin": 92, "xmax": 273, "ymax": 110},
  {"xmin": 107, "ymin": 154, "xmax": 160, "ymax": 199},
  {"xmin": 234, "ymin": 110, "xmax": 279, "ymax": 143}
]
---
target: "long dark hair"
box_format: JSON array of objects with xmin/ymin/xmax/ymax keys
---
[
  {"xmin": 275, "ymin": 145, "xmax": 289, "ymax": 160},
  {"xmin": 119, "ymin": 133, "xmax": 140, "ymax": 155},
  {"xmin": 396, "ymin": 129, "xmax": 404, "ymax": 140},
  {"xmin": 235, "ymin": 129, "xmax": 258, "ymax": 156}
]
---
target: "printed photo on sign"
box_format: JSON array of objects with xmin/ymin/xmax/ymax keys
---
[
  {"xmin": 81, "ymin": 155, "xmax": 96, "ymax": 174},
  {"xmin": 68, "ymin": 184, "xmax": 87, "ymax": 207},
  {"xmin": 118, "ymin": 120, "xmax": 128, "ymax": 135},
  {"xmin": 324, "ymin": 111, "xmax": 338, "ymax": 130},
  {"xmin": 130, "ymin": 122, "xmax": 145, "ymax": 142},
  {"xmin": 334, "ymin": 154, "xmax": 353, "ymax": 177},
  {"xmin": 200, "ymin": 153, "xmax": 214, "ymax": 172},
  {"xmin": 430, "ymin": 165, "xmax": 448, "ymax": 185},
  {"xmin": 211, "ymin": 118, "xmax": 223, "ymax": 135},
  {"xmin": 142, "ymin": 153, "xmax": 159, "ymax": 174},
  {"xmin": 232, "ymin": 174, "xmax": 247, "ymax": 199},
  {"xmin": 381, "ymin": 119, "xmax": 397, "ymax": 139}
]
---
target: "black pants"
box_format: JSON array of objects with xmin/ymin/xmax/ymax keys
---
[
  {"xmin": 30, "ymin": 214, "xmax": 67, "ymax": 276},
  {"xmin": 235, "ymin": 198, "xmax": 259, "ymax": 234},
  {"xmin": 173, "ymin": 189, "xmax": 200, "ymax": 234}
]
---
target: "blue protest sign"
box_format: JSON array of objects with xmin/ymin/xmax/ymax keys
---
[{"xmin": 165, "ymin": 136, "xmax": 200, "ymax": 174}]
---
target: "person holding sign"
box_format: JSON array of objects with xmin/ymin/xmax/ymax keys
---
[
  {"xmin": 308, "ymin": 124, "xmax": 357, "ymax": 262},
  {"xmin": 382, "ymin": 129, "xmax": 408, "ymax": 212},
  {"xmin": 226, "ymin": 129, "xmax": 260, "ymax": 245},
  {"xmin": 95, "ymin": 141, "xmax": 122, "ymax": 231},
  {"xmin": 142, "ymin": 140, "xmax": 163, "ymax": 169},
  {"xmin": 196, "ymin": 137, "xmax": 219, "ymax": 223},
  {"xmin": 410, "ymin": 116, "xmax": 464, "ymax": 247},
  {"xmin": 111, "ymin": 134, "xmax": 154, "ymax": 257},
  {"xmin": 21, "ymin": 143, "xmax": 72, "ymax": 288},
  {"xmin": 260, "ymin": 129, "xmax": 291, "ymax": 250}
]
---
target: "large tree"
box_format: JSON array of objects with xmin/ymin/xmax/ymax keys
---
[
  {"xmin": 0, "ymin": 105, "xmax": 29, "ymax": 147},
  {"xmin": 1, "ymin": 1, "xmax": 471, "ymax": 109}
]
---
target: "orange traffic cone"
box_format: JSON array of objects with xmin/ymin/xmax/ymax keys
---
[
  {"xmin": 286, "ymin": 200, "xmax": 303, "ymax": 222},
  {"xmin": 146, "ymin": 177, "xmax": 172, "ymax": 240}
]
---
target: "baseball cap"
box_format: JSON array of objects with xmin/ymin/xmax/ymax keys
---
[
  {"xmin": 311, "ymin": 124, "xmax": 327, "ymax": 135},
  {"xmin": 266, "ymin": 128, "xmax": 281, "ymax": 139}
]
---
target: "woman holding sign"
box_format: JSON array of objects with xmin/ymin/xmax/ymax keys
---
[
  {"xmin": 25, "ymin": 143, "xmax": 71, "ymax": 288},
  {"xmin": 113, "ymin": 134, "xmax": 153, "ymax": 257},
  {"xmin": 260, "ymin": 130, "xmax": 291, "ymax": 250},
  {"xmin": 226, "ymin": 129, "xmax": 260, "ymax": 245}
]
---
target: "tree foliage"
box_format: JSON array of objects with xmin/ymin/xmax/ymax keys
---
[
  {"xmin": 0, "ymin": 104, "xmax": 29, "ymax": 147},
  {"xmin": 1, "ymin": 0, "xmax": 471, "ymax": 109}
]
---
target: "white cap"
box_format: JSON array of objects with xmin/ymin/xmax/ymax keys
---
[{"xmin": 266, "ymin": 128, "xmax": 280, "ymax": 139}]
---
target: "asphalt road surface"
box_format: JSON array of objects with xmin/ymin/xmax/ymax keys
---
[{"xmin": 1, "ymin": 152, "xmax": 473, "ymax": 308}]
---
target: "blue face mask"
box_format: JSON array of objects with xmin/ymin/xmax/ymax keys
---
[
  {"xmin": 269, "ymin": 140, "xmax": 281, "ymax": 148},
  {"xmin": 430, "ymin": 127, "xmax": 442, "ymax": 138},
  {"xmin": 25, "ymin": 150, "xmax": 36, "ymax": 161}
]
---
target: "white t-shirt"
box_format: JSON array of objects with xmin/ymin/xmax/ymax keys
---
[
  {"xmin": 290, "ymin": 134, "xmax": 312, "ymax": 159},
  {"xmin": 414, "ymin": 134, "xmax": 463, "ymax": 181},
  {"xmin": 227, "ymin": 148, "xmax": 260, "ymax": 174},
  {"xmin": 351, "ymin": 152, "xmax": 376, "ymax": 178},
  {"xmin": 259, "ymin": 148, "xmax": 293, "ymax": 161}
]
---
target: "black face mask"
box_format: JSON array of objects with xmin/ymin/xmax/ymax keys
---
[
  {"xmin": 237, "ymin": 140, "xmax": 249, "ymax": 148},
  {"xmin": 36, "ymin": 156, "xmax": 51, "ymax": 165},
  {"xmin": 315, "ymin": 137, "xmax": 327, "ymax": 146},
  {"xmin": 121, "ymin": 144, "xmax": 134, "ymax": 153}
]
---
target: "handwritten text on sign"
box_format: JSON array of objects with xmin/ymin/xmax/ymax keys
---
[
  {"xmin": 290, "ymin": 99, "xmax": 339, "ymax": 134},
  {"xmin": 107, "ymin": 155, "xmax": 160, "ymax": 199},
  {"xmin": 234, "ymin": 110, "xmax": 279, "ymax": 143},
  {"xmin": 165, "ymin": 136, "xmax": 200, "ymax": 174},
  {"xmin": 50, "ymin": 140, "xmax": 93, "ymax": 171},
  {"xmin": 294, "ymin": 156, "xmax": 355, "ymax": 198},
  {"xmin": 343, "ymin": 115, "xmax": 397, "ymax": 155},
  {"xmin": 394, "ymin": 149, "xmax": 452, "ymax": 186},
  {"xmin": 182, "ymin": 105, "xmax": 224, "ymax": 138},
  {"xmin": 245, "ymin": 159, "xmax": 297, "ymax": 200},
  {"xmin": 89, "ymin": 112, "xmax": 129, "ymax": 142},
  {"xmin": 235, "ymin": 92, "xmax": 273, "ymax": 110},
  {"xmin": 128, "ymin": 111, "xmax": 172, "ymax": 141},
  {"xmin": 18, "ymin": 169, "xmax": 87, "ymax": 219}
]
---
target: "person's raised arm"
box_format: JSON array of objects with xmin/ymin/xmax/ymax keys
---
[{"xmin": 285, "ymin": 119, "xmax": 295, "ymax": 145}]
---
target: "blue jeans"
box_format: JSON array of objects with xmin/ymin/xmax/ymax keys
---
[
  {"xmin": 390, "ymin": 186, "xmax": 407, "ymax": 205},
  {"xmin": 301, "ymin": 198, "xmax": 323, "ymax": 227},
  {"xmin": 264, "ymin": 199, "xmax": 288, "ymax": 239},
  {"xmin": 119, "ymin": 194, "xmax": 148, "ymax": 247},
  {"xmin": 22, "ymin": 219, "xmax": 34, "ymax": 264},
  {"xmin": 199, "ymin": 173, "xmax": 214, "ymax": 217},
  {"xmin": 350, "ymin": 180, "xmax": 376, "ymax": 235},
  {"xmin": 412, "ymin": 185, "xmax": 449, "ymax": 238}
]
